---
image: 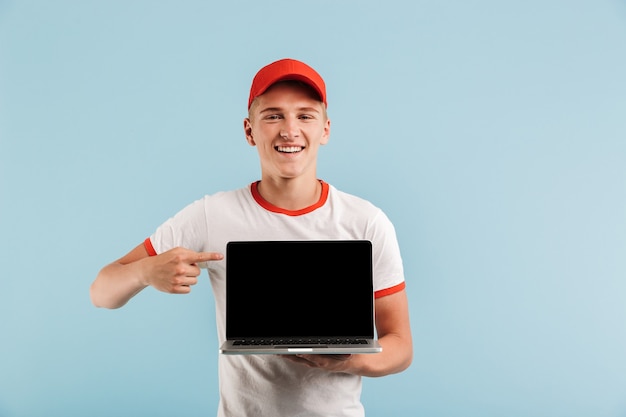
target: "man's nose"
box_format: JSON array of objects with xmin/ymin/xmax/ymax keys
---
[{"xmin": 279, "ymin": 118, "xmax": 300, "ymax": 139}]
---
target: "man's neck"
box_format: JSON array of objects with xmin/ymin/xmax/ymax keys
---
[{"xmin": 256, "ymin": 176, "xmax": 322, "ymax": 211}]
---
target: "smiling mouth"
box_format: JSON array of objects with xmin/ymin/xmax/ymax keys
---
[{"xmin": 276, "ymin": 146, "xmax": 304, "ymax": 153}]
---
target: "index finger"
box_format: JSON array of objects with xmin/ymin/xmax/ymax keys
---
[{"xmin": 192, "ymin": 251, "xmax": 224, "ymax": 263}]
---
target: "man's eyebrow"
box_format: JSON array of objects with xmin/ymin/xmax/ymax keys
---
[
  {"xmin": 297, "ymin": 106, "xmax": 321, "ymax": 113},
  {"xmin": 259, "ymin": 107, "xmax": 283, "ymax": 114}
]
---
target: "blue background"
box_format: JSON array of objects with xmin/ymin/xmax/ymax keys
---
[{"xmin": 1, "ymin": 1, "xmax": 626, "ymax": 416}]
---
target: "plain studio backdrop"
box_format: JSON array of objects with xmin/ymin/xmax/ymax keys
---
[{"xmin": 1, "ymin": 1, "xmax": 625, "ymax": 416}]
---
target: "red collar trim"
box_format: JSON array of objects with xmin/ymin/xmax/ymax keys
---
[{"xmin": 250, "ymin": 180, "xmax": 329, "ymax": 216}]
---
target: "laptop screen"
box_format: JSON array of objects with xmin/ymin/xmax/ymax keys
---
[{"xmin": 226, "ymin": 240, "xmax": 374, "ymax": 340}]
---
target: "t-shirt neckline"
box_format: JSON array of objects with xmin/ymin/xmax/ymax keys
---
[{"xmin": 250, "ymin": 180, "xmax": 329, "ymax": 216}]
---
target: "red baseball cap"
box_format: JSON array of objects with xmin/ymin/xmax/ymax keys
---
[{"xmin": 248, "ymin": 58, "xmax": 327, "ymax": 109}]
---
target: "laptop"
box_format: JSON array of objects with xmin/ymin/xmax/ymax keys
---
[{"xmin": 220, "ymin": 240, "xmax": 382, "ymax": 355}]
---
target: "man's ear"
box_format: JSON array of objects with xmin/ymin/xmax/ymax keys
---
[
  {"xmin": 320, "ymin": 118, "xmax": 331, "ymax": 145},
  {"xmin": 243, "ymin": 118, "xmax": 255, "ymax": 146}
]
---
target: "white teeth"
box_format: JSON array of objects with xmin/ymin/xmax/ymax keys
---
[{"xmin": 277, "ymin": 146, "xmax": 302, "ymax": 153}]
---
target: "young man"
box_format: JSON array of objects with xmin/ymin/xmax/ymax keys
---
[{"xmin": 90, "ymin": 58, "xmax": 413, "ymax": 417}]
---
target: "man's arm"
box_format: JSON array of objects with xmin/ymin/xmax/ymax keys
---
[
  {"xmin": 284, "ymin": 289, "xmax": 413, "ymax": 377},
  {"xmin": 90, "ymin": 243, "xmax": 224, "ymax": 309},
  {"xmin": 359, "ymin": 289, "xmax": 413, "ymax": 376}
]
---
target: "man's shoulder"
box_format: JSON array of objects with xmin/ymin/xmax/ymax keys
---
[
  {"xmin": 327, "ymin": 183, "xmax": 379, "ymax": 211},
  {"xmin": 175, "ymin": 185, "xmax": 253, "ymax": 216}
]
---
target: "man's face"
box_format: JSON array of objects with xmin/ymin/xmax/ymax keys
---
[{"xmin": 244, "ymin": 81, "xmax": 330, "ymax": 181}]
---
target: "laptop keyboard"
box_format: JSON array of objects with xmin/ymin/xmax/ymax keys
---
[{"xmin": 233, "ymin": 338, "xmax": 368, "ymax": 346}]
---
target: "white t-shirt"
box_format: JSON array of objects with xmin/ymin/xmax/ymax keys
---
[{"xmin": 148, "ymin": 181, "xmax": 406, "ymax": 417}]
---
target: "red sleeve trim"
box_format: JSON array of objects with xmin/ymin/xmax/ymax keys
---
[
  {"xmin": 251, "ymin": 180, "xmax": 329, "ymax": 216},
  {"xmin": 374, "ymin": 282, "xmax": 406, "ymax": 299},
  {"xmin": 144, "ymin": 237, "xmax": 158, "ymax": 256}
]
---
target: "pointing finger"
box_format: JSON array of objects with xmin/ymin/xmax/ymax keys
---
[{"xmin": 193, "ymin": 251, "xmax": 224, "ymax": 263}]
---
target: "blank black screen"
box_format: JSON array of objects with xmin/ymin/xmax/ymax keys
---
[{"xmin": 226, "ymin": 240, "xmax": 374, "ymax": 339}]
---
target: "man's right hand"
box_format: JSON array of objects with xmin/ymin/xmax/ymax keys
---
[{"xmin": 143, "ymin": 247, "xmax": 224, "ymax": 294}]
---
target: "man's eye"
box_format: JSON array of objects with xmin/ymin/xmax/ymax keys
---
[
  {"xmin": 299, "ymin": 115, "xmax": 313, "ymax": 120},
  {"xmin": 265, "ymin": 115, "xmax": 281, "ymax": 120}
]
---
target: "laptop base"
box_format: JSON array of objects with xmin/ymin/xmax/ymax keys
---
[{"xmin": 220, "ymin": 340, "xmax": 382, "ymax": 355}]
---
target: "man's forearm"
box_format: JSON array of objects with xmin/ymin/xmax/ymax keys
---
[
  {"xmin": 90, "ymin": 261, "xmax": 148, "ymax": 309},
  {"xmin": 348, "ymin": 333, "xmax": 413, "ymax": 377}
]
